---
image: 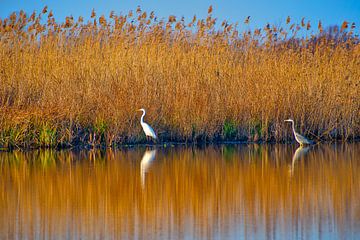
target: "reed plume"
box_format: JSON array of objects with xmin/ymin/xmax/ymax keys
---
[{"xmin": 0, "ymin": 7, "xmax": 359, "ymax": 148}]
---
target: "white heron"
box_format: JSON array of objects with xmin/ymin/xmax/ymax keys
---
[
  {"xmin": 140, "ymin": 149, "xmax": 157, "ymax": 188},
  {"xmin": 284, "ymin": 119, "xmax": 314, "ymax": 146},
  {"xmin": 136, "ymin": 108, "xmax": 157, "ymax": 141}
]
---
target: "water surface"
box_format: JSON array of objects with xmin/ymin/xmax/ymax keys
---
[{"xmin": 0, "ymin": 144, "xmax": 359, "ymax": 239}]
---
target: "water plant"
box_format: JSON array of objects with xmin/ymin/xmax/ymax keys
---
[{"xmin": 0, "ymin": 6, "xmax": 359, "ymax": 148}]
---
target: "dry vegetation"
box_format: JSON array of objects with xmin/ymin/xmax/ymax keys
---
[{"xmin": 0, "ymin": 6, "xmax": 359, "ymax": 148}]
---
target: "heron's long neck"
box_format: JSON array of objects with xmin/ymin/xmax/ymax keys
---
[
  {"xmin": 140, "ymin": 110, "xmax": 146, "ymax": 123},
  {"xmin": 291, "ymin": 121, "xmax": 296, "ymax": 134}
]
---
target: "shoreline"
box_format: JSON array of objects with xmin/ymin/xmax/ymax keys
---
[{"xmin": 1, "ymin": 139, "xmax": 359, "ymax": 152}]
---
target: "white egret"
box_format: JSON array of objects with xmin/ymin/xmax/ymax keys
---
[
  {"xmin": 285, "ymin": 119, "xmax": 314, "ymax": 146},
  {"xmin": 140, "ymin": 149, "xmax": 156, "ymax": 187},
  {"xmin": 136, "ymin": 108, "xmax": 157, "ymax": 141}
]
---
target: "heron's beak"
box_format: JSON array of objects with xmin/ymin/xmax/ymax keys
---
[{"xmin": 136, "ymin": 109, "xmax": 141, "ymax": 112}]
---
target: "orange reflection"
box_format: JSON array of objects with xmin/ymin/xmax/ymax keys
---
[{"xmin": 0, "ymin": 144, "xmax": 359, "ymax": 239}]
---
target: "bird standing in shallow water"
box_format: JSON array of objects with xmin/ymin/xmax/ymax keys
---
[
  {"xmin": 285, "ymin": 119, "xmax": 314, "ymax": 146},
  {"xmin": 137, "ymin": 108, "xmax": 157, "ymax": 141}
]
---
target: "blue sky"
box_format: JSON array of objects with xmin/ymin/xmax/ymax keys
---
[{"xmin": 1, "ymin": 0, "xmax": 359, "ymax": 33}]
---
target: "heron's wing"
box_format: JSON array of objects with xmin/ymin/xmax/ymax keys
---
[
  {"xmin": 142, "ymin": 122, "xmax": 157, "ymax": 139},
  {"xmin": 295, "ymin": 132, "xmax": 313, "ymax": 144}
]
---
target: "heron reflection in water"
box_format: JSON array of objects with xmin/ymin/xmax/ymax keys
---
[
  {"xmin": 290, "ymin": 146, "xmax": 311, "ymax": 175},
  {"xmin": 140, "ymin": 149, "xmax": 157, "ymax": 188}
]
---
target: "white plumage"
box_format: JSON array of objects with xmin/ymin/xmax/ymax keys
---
[{"xmin": 137, "ymin": 108, "xmax": 157, "ymax": 140}]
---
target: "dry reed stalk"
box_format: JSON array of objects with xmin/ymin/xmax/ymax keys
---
[{"xmin": 0, "ymin": 7, "xmax": 359, "ymax": 148}]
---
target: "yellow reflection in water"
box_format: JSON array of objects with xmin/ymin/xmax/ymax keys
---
[{"xmin": 0, "ymin": 144, "xmax": 359, "ymax": 239}]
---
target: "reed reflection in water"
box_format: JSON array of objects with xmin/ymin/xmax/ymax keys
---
[{"xmin": 0, "ymin": 144, "xmax": 359, "ymax": 239}]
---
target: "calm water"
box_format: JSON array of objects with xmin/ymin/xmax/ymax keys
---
[{"xmin": 0, "ymin": 144, "xmax": 359, "ymax": 240}]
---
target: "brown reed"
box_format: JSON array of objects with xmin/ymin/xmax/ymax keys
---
[{"xmin": 0, "ymin": 7, "xmax": 359, "ymax": 148}]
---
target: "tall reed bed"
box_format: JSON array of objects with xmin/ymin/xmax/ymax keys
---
[{"xmin": 0, "ymin": 6, "xmax": 359, "ymax": 148}]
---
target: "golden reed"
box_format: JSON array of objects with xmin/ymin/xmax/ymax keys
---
[{"xmin": 0, "ymin": 6, "xmax": 359, "ymax": 148}]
